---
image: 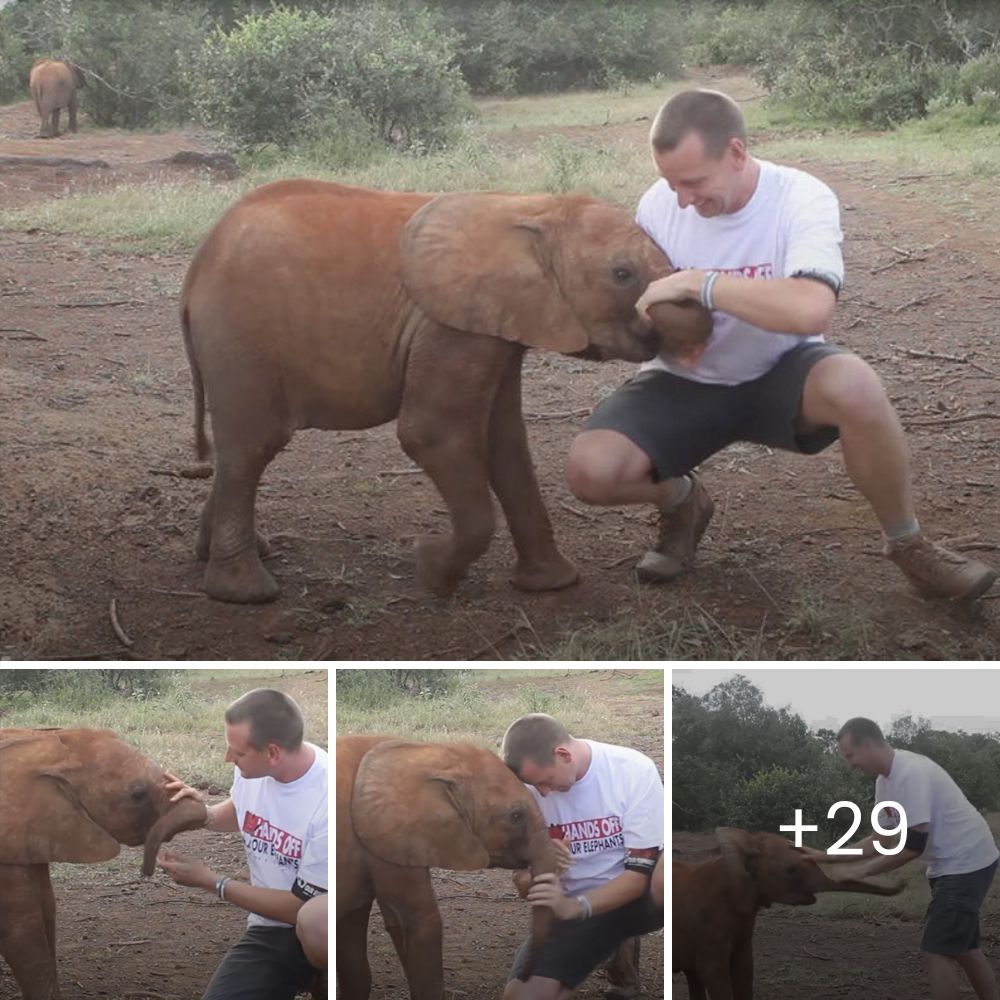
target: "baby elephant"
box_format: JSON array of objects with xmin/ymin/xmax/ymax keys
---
[
  {"xmin": 180, "ymin": 180, "xmax": 711, "ymax": 603},
  {"xmin": 28, "ymin": 58, "xmax": 85, "ymax": 138},
  {"xmin": 673, "ymin": 827, "xmax": 902, "ymax": 999}
]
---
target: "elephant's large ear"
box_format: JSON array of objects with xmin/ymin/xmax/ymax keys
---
[
  {"xmin": 716, "ymin": 827, "xmax": 759, "ymax": 916},
  {"xmin": 352, "ymin": 740, "xmax": 492, "ymax": 870},
  {"xmin": 399, "ymin": 192, "xmax": 589, "ymax": 354},
  {"xmin": 0, "ymin": 731, "xmax": 122, "ymax": 864}
]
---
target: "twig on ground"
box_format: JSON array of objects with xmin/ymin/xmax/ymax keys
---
[
  {"xmin": 905, "ymin": 412, "xmax": 1000, "ymax": 428},
  {"xmin": 109, "ymin": 598, "xmax": 134, "ymax": 649},
  {"xmin": 57, "ymin": 299, "xmax": 144, "ymax": 308},
  {"xmin": 892, "ymin": 292, "xmax": 941, "ymax": 314},
  {"xmin": 1, "ymin": 328, "xmax": 47, "ymax": 341},
  {"xmin": 524, "ymin": 408, "xmax": 591, "ymax": 421}
]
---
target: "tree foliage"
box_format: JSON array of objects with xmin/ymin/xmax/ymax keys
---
[{"xmin": 673, "ymin": 677, "xmax": 1000, "ymax": 839}]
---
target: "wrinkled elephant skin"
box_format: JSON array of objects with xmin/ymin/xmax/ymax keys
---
[
  {"xmin": 180, "ymin": 180, "xmax": 712, "ymax": 604},
  {"xmin": 673, "ymin": 827, "xmax": 902, "ymax": 1000},
  {"xmin": 337, "ymin": 735, "xmax": 559, "ymax": 1000},
  {"xmin": 0, "ymin": 728, "xmax": 207, "ymax": 1000},
  {"xmin": 28, "ymin": 59, "xmax": 84, "ymax": 138}
]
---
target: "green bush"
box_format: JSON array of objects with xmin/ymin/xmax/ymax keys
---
[
  {"xmin": 434, "ymin": 0, "xmax": 682, "ymax": 95},
  {"xmin": 958, "ymin": 49, "xmax": 1000, "ymax": 103},
  {"xmin": 0, "ymin": 27, "xmax": 31, "ymax": 103},
  {"xmin": 64, "ymin": 1, "xmax": 206, "ymax": 127},
  {"xmin": 189, "ymin": 3, "xmax": 470, "ymax": 151},
  {"xmin": 769, "ymin": 35, "xmax": 937, "ymax": 127}
]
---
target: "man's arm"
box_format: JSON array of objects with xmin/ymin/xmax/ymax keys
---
[
  {"xmin": 156, "ymin": 848, "xmax": 308, "ymax": 924},
  {"xmin": 637, "ymin": 270, "xmax": 836, "ymax": 338},
  {"xmin": 526, "ymin": 869, "xmax": 648, "ymax": 920}
]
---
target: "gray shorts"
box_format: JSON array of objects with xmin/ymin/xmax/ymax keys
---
[
  {"xmin": 507, "ymin": 894, "xmax": 663, "ymax": 989},
  {"xmin": 921, "ymin": 860, "xmax": 998, "ymax": 956},
  {"xmin": 585, "ymin": 341, "xmax": 847, "ymax": 480}
]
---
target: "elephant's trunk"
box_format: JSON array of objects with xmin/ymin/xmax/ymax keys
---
[
  {"xmin": 519, "ymin": 828, "xmax": 560, "ymax": 981},
  {"xmin": 141, "ymin": 798, "xmax": 209, "ymax": 876}
]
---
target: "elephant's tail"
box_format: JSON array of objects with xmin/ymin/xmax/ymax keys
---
[{"xmin": 180, "ymin": 303, "xmax": 210, "ymax": 461}]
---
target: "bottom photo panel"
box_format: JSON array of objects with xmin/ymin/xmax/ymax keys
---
[
  {"xmin": 671, "ymin": 668, "xmax": 1000, "ymax": 1000},
  {"xmin": 337, "ymin": 667, "xmax": 665, "ymax": 1000}
]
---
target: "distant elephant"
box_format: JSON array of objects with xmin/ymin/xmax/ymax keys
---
[
  {"xmin": 28, "ymin": 58, "xmax": 85, "ymax": 138},
  {"xmin": 0, "ymin": 727, "xmax": 208, "ymax": 1000},
  {"xmin": 180, "ymin": 179, "xmax": 712, "ymax": 603},
  {"xmin": 337, "ymin": 735, "xmax": 560, "ymax": 1000},
  {"xmin": 673, "ymin": 827, "xmax": 903, "ymax": 1000}
]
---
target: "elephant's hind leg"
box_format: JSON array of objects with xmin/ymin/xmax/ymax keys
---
[
  {"xmin": 489, "ymin": 354, "xmax": 578, "ymax": 591},
  {"xmin": 336, "ymin": 900, "xmax": 373, "ymax": 1000},
  {"xmin": 200, "ymin": 425, "xmax": 290, "ymax": 603}
]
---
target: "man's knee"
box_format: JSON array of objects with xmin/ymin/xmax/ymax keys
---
[
  {"xmin": 565, "ymin": 430, "xmax": 649, "ymax": 504},
  {"xmin": 805, "ymin": 353, "xmax": 890, "ymax": 427}
]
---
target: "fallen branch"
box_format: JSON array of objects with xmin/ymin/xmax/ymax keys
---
[
  {"xmin": 109, "ymin": 598, "xmax": 134, "ymax": 649},
  {"xmin": 57, "ymin": 299, "xmax": 144, "ymax": 309},
  {"xmin": 525, "ymin": 407, "xmax": 591, "ymax": 421},
  {"xmin": 1, "ymin": 327, "xmax": 47, "ymax": 341},
  {"xmin": 377, "ymin": 467, "xmax": 424, "ymax": 476},
  {"xmin": 150, "ymin": 588, "xmax": 206, "ymax": 598},
  {"xmin": 558, "ymin": 499, "xmax": 599, "ymax": 521},
  {"xmin": 892, "ymin": 292, "xmax": 940, "ymax": 314},
  {"xmin": 905, "ymin": 411, "xmax": 1000, "ymax": 428}
]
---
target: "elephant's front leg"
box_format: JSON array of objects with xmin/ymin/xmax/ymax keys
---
[
  {"xmin": 397, "ymin": 330, "xmax": 509, "ymax": 595},
  {"xmin": 489, "ymin": 352, "xmax": 578, "ymax": 591},
  {"xmin": 0, "ymin": 864, "xmax": 61, "ymax": 1000},
  {"xmin": 336, "ymin": 900, "xmax": 374, "ymax": 1000},
  {"xmin": 730, "ymin": 933, "xmax": 754, "ymax": 1000},
  {"xmin": 374, "ymin": 873, "xmax": 444, "ymax": 1000},
  {"xmin": 68, "ymin": 95, "xmax": 78, "ymax": 133}
]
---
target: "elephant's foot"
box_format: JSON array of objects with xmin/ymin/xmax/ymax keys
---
[
  {"xmin": 204, "ymin": 551, "xmax": 279, "ymax": 603},
  {"xmin": 511, "ymin": 555, "xmax": 579, "ymax": 592},
  {"xmin": 196, "ymin": 529, "xmax": 270, "ymax": 562},
  {"xmin": 414, "ymin": 536, "xmax": 468, "ymax": 596}
]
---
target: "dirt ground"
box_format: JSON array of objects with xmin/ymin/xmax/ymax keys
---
[
  {"xmin": 338, "ymin": 669, "xmax": 665, "ymax": 999},
  {"xmin": 671, "ymin": 831, "xmax": 996, "ymax": 1000},
  {"xmin": 0, "ymin": 669, "xmax": 327, "ymax": 1000},
  {"xmin": 2, "ymin": 73, "xmax": 999, "ymax": 660}
]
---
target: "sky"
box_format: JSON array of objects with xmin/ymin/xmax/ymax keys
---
[{"xmin": 671, "ymin": 667, "xmax": 1000, "ymax": 733}]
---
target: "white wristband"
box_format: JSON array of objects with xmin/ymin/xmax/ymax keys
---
[
  {"xmin": 575, "ymin": 894, "xmax": 592, "ymax": 920},
  {"xmin": 699, "ymin": 270, "xmax": 720, "ymax": 310}
]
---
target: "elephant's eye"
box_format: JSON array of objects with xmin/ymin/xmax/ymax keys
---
[
  {"xmin": 612, "ymin": 266, "xmax": 635, "ymax": 285},
  {"xmin": 510, "ymin": 806, "xmax": 526, "ymax": 824},
  {"xmin": 129, "ymin": 784, "xmax": 150, "ymax": 803}
]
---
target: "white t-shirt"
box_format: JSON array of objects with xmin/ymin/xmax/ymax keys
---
[
  {"xmin": 875, "ymin": 748, "xmax": 999, "ymax": 878},
  {"xmin": 636, "ymin": 158, "xmax": 844, "ymax": 385},
  {"xmin": 230, "ymin": 741, "xmax": 329, "ymax": 927},
  {"xmin": 526, "ymin": 740, "xmax": 664, "ymax": 895}
]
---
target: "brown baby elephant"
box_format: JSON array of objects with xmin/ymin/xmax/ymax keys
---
[
  {"xmin": 337, "ymin": 735, "xmax": 560, "ymax": 999},
  {"xmin": 0, "ymin": 728, "xmax": 208, "ymax": 1000},
  {"xmin": 180, "ymin": 179, "xmax": 712, "ymax": 603},
  {"xmin": 673, "ymin": 827, "xmax": 903, "ymax": 1000},
  {"xmin": 28, "ymin": 58, "xmax": 85, "ymax": 138}
]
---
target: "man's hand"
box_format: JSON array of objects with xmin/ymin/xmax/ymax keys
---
[
  {"xmin": 157, "ymin": 848, "xmax": 217, "ymax": 892},
  {"xmin": 525, "ymin": 872, "xmax": 581, "ymax": 921},
  {"xmin": 635, "ymin": 270, "xmax": 702, "ymax": 316},
  {"xmin": 163, "ymin": 769, "xmax": 204, "ymax": 805}
]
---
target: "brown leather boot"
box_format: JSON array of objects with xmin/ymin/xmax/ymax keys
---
[
  {"xmin": 636, "ymin": 475, "xmax": 714, "ymax": 583},
  {"xmin": 885, "ymin": 533, "xmax": 997, "ymax": 601}
]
